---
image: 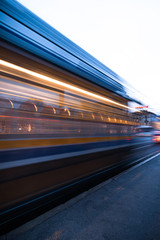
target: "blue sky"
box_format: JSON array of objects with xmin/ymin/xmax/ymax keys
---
[{"xmin": 18, "ymin": 0, "xmax": 160, "ymax": 114}]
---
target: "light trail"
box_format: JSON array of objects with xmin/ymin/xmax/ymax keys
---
[{"xmin": 0, "ymin": 59, "xmax": 136, "ymax": 111}]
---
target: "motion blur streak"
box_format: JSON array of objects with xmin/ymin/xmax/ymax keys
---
[
  {"xmin": 0, "ymin": 59, "xmax": 135, "ymax": 111},
  {"xmin": 1, "ymin": 0, "xmax": 156, "ymax": 233}
]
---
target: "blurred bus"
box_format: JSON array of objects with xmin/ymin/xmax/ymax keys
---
[{"xmin": 135, "ymin": 125, "xmax": 154, "ymax": 137}]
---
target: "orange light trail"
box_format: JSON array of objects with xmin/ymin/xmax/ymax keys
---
[{"xmin": 0, "ymin": 59, "xmax": 135, "ymax": 111}]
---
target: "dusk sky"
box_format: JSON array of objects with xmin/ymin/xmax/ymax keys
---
[{"xmin": 18, "ymin": 0, "xmax": 160, "ymax": 114}]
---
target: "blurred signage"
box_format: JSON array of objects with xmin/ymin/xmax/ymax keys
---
[{"xmin": 135, "ymin": 106, "xmax": 148, "ymax": 109}]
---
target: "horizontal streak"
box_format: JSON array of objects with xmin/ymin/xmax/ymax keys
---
[
  {"xmin": 0, "ymin": 136, "xmax": 131, "ymax": 150},
  {"xmin": 0, "ymin": 60, "xmax": 134, "ymax": 110}
]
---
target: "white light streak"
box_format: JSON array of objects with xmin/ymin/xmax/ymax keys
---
[{"xmin": 0, "ymin": 59, "xmax": 135, "ymax": 111}]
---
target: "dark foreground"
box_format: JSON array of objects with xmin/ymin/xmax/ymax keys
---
[{"xmin": 2, "ymin": 147, "xmax": 160, "ymax": 240}]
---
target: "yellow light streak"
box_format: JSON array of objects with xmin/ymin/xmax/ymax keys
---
[
  {"xmin": 9, "ymin": 99, "xmax": 14, "ymax": 108},
  {"xmin": 0, "ymin": 59, "xmax": 135, "ymax": 111},
  {"xmin": 33, "ymin": 104, "xmax": 37, "ymax": 112},
  {"xmin": 53, "ymin": 108, "xmax": 56, "ymax": 114}
]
